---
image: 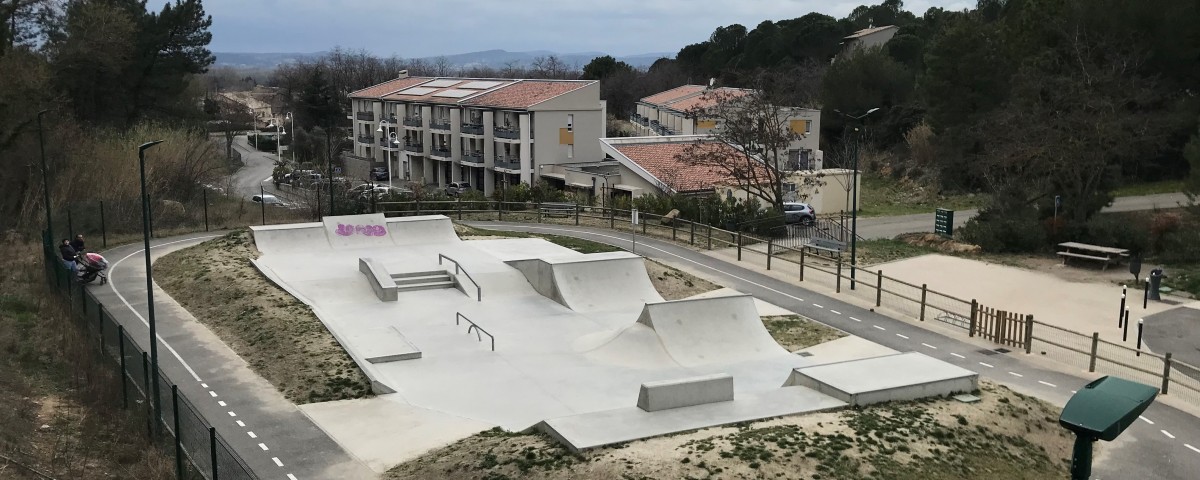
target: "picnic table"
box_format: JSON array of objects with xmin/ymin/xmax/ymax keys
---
[{"xmin": 1056, "ymin": 242, "xmax": 1129, "ymax": 270}]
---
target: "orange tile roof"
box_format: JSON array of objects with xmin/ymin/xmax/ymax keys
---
[
  {"xmin": 845, "ymin": 25, "xmax": 897, "ymax": 40},
  {"xmin": 664, "ymin": 87, "xmax": 751, "ymax": 112},
  {"xmin": 640, "ymin": 85, "xmax": 707, "ymax": 106},
  {"xmin": 613, "ymin": 140, "xmax": 767, "ymax": 192},
  {"xmin": 349, "ymin": 77, "xmax": 432, "ymax": 99},
  {"xmin": 460, "ymin": 80, "xmax": 593, "ymax": 109}
]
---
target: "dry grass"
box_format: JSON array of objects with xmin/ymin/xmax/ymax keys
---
[
  {"xmin": 154, "ymin": 230, "xmax": 373, "ymax": 403},
  {"xmin": 763, "ymin": 315, "xmax": 847, "ymax": 351},
  {"xmin": 386, "ymin": 380, "xmax": 1070, "ymax": 480},
  {"xmin": 0, "ymin": 242, "xmax": 174, "ymax": 479}
]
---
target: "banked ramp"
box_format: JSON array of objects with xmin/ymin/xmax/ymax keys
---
[
  {"xmin": 506, "ymin": 252, "xmax": 663, "ymax": 313},
  {"xmin": 251, "ymin": 213, "xmax": 459, "ymax": 254},
  {"xmin": 636, "ymin": 295, "xmax": 789, "ymax": 367}
]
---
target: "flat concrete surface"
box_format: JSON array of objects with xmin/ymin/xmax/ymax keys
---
[
  {"xmin": 795, "ymin": 335, "xmax": 899, "ymax": 362},
  {"xmin": 1143, "ymin": 302, "xmax": 1200, "ymax": 377},
  {"xmin": 539, "ymin": 385, "xmax": 847, "ymax": 452},
  {"xmin": 686, "ymin": 287, "xmax": 796, "ymax": 316},
  {"xmin": 791, "ymin": 352, "xmax": 977, "ymax": 395}
]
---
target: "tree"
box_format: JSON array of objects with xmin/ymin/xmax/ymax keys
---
[
  {"xmin": 674, "ymin": 81, "xmax": 818, "ymax": 210},
  {"xmin": 530, "ymin": 55, "xmax": 574, "ymax": 79},
  {"xmin": 581, "ymin": 55, "xmax": 633, "ymax": 80}
]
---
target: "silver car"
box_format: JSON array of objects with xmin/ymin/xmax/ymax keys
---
[{"xmin": 783, "ymin": 202, "xmax": 815, "ymax": 225}]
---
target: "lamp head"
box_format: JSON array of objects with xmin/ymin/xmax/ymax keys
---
[
  {"xmin": 865, "ymin": 107, "xmax": 881, "ymax": 115},
  {"xmin": 139, "ymin": 140, "xmax": 164, "ymax": 153}
]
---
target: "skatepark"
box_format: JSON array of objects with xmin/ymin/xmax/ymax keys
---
[{"xmin": 249, "ymin": 214, "xmax": 978, "ymax": 462}]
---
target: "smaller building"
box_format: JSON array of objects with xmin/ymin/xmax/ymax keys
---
[{"xmin": 838, "ymin": 25, "xmax": 900, "ymax": 59}]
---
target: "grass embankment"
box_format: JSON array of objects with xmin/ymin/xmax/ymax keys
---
[
  {"xmin": 155, "ymin": 230, "xmax": 372, "ymax": 403},
  {"xmin": 859, "ymin": 175, "xmax": 986, "ymax": 217},
  {"xmin": 387, "ymin": 381, "xmax": 1070, "ymax": 480},
  {"xmin": 0, "ymin": 241, "xmax": 173, "ymax": 479},
  {"xmin": 1112, "ymin": 179, "xmax": 1184, "ymax": 197}
]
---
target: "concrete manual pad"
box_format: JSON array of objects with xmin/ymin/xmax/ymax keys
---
[
  {"xmin": 638, "ymin": 373, "xmax": 734, "ymax": 412},
  {"xmin": 538, "ymin": 385, "xmax": 847, "ymax": 452},
  {"xmin": 788, "ymin": 352, "xmax": 979, "ymax": 406},
  {"xmin": 795, "ymin": 336, "xmax": 898, "ymax": 362}
]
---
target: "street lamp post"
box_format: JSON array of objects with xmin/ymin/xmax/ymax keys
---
[
  {"xmin": 138, "ymin": 139, "xmax": 165, "ymax": 437},
  {"xmin": 288, "ymin": 112, "xmax": 295, "ymax": 164},
  {"xmin": 834, "ymin": 108, "xmax": 880, "ymax": 290},
  {"xmin": 267, "ymin": 118, "xmax": 286, "ymax": 164},
  {"xmin": 37, "ymin": 110, "xmax": 52, "ymax": 244}
]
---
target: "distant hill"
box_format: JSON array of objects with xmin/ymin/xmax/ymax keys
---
[{"xmin": 212, "ymin": 49, "xmax": 672, "ymax": 70}]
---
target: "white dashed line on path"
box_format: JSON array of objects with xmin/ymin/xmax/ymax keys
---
[
  {"xmin": 813, "ymin": 304, "xmax": 825, "ymax": 309},
  {"xmin": 849, "ymin": 317, "xmax": 862, "ymax": 322},
  {"xmin": 950, "ymin": 353, "xmax": 965, "ymax": 359},
  {"xmin": 218, "ymin": 401, "xmax": 226, "ymax": 407},
  {"xmin": 259, "ymin": 443, "xmax": 269, "ymax": 451},
  {"xmin": 1038, "ymin": 381, "xmax": 1057, "ymax": 388},
  {"xmin": 1162, "ymin": 430, "xmax": 1176, "ymax": 439},
  {"xmin": 896, "ymin": 334, "xmax": 909, "ymax": 339},
  {"xmin": 830, "ymin": 310, "xmax": 842, "ymax": 315},
  {"xmin": 1009, "ymin": 372, "xmax": 1024, "ymax": 378},
  {"xmin": 872, "ymin": 325, "xmax": 886, "ymax": 331},
  {"xmin": 1186, "ymin": 444, "xmax": 1200, "ymax": 454},
  {"xmin": 236, "ymin": 420, "xmax": 245, "ymax": 427},
  {"xmin": 228, "ymin": 411, "xmax": 237, "ymax": 417},
  {"xmin": 288, "ymin": 475, "xmax": 298, "ymax": 480},
  {"xmin": 979, "ymin": 362, "xmax": 994, "ymax": 368},
  {"xmin": 209, "ymin": 391, "xmax": 218, "ymax": 398},
  {"xmin": 248, "ymin": 431, "xmax": 257, "ymax": 439},
  {"xmin": 922, "ymin": 343, "xmax": 937, "ymax": 349},
  {"xmin": 1140, "ymin": 416, "xmax": 1155, "ymax": 425},
  {"xmin": 272, "ymin": 457, "xmax": 284, "ymax": 467},
  {"xmin": 200, "ymin": 383, "xmax": 208, "ymax": 388}
]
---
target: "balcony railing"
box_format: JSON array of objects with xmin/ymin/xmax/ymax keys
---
[
  {"xmin": 493, "ymin": 157, "xmax": 520, "ymax": 170},
  {"xmin": 462, "ymin": 151, "xmax": 484, "ymax": 164},
  {"xmin": 461, "ymin": 123, "xmax": 484, "ymax": 135},
  {"xmin": 356, "ymin": 111, "xmax": 374, "ymax": 121},
  {"xmin": 379, "ymin": 115, "xmax": 399, "ymax": 126},
  {"xmin": 380, "ymin": 138, "xmax": 400, "ymax": 149},
  {"xmin": 494, "ymin": 127, "xmax": 519, "ymax": 140},
  {"xmin": 357, "ymin": 135, "xmax": 374, "ymax": 144},
  {"xmin": 430, "ymin": 120, "xmax": 451, "ymax": 131},
  {"xmin": 403, "ymin": 116, "xmax": 422, "ymax": 127},
  {"xmin": 430, "ymin": 147, "xmax": 452, "ymax": 158},
  {"xmin": 404, "ymin": 143, "xmax": 424, "ymax": 153}
]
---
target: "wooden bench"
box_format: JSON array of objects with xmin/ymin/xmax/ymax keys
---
[
  {"xmin": 1056, "ymin": 242, "xmax": 1128, "ymax": 271},
  {"xmin": 539, "ymin": 202, "xmax": 576, "ymax": 218},
  {"xmin": 804, "ymin": 237, "xmax": 846, "ymax": 257}
]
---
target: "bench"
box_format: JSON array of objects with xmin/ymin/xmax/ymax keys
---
[
  {"xmin": 804, "ymin": 237, "xmax": 846, "ymax": 257},
  {"xmin": 539, "ymin": 202, "xmax": 576, "ymax": 218},
  {"xmin": 1056, "ymin": 242, "xmax": 1128, "ymax": 271}
]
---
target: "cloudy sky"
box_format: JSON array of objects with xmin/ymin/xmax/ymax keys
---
[{"xmin": 205, "ymin": 0, "xmax": 973, "ymax": 57}]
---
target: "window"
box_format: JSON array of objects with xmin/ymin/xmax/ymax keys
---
[
  {"xmin": 567, "ymin": 144, "xmax": 574, "ymax": 159},
  {"xmin": 567, "ymin": 114, "xmax": 574, "ymax": 132}
]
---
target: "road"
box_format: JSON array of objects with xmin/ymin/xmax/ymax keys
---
[
  {"xmin": 465, "ymin": 220, "xmax": 1200, "ymax": 480},
  {"xmin": 857, "ymin": 193, "xmax": 1191, "ymax": 239},
  {"xmin": 231, "ymin": 134, "xmax": 282, "ymax": 199}
]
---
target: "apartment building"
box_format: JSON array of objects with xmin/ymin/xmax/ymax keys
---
[
  {"xmin": 838, "ymin": 25, "xmax": 900, "ymax": 57},
  {"xmin": 630, "ymin": 85, "xmax": 823, "ymax": 170},
  {"xmin": 348, "ymin": 74, "xmax": 605, "ymax": 195}
]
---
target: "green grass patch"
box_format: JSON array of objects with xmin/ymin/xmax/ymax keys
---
[
  {"xmin": 1112, "ymin": 180, "xmax": 1184, "ymax": 198},
  {"xmin": 1162, "ymin": 264, "xmax": 1200, "ymax": 298},
  {"xmin": 856, "ymin": 239, "xmax": 940, "ymax": 265},
  {"xmin": 859, "ymin": 175, "xmax": 985, "ymax": 217}
]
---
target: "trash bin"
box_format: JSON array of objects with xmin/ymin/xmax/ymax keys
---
[{"xmin": 1149, "ymin": 268, "xmax": 1165, "ymax": 301}]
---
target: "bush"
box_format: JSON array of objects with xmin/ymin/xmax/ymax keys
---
[
  {"xmin": 1157, "ymin": 224, "xmax": 1200, "ymax": 264},
  {"xmin": 958, "ymin": 207, "xmax": 1048, "ymax": 253},
  {"xmin": 1079, "ymin": 215, "xmax": 1149, "ymax": 255}
]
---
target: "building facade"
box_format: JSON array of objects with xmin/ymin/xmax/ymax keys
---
[
  {"xmin": 838, "ymin": 25, "xmax": 900, "ymax": 58},
  {"xmin": 348, "ymin": 74, "xmax": 605, "ymax": 196},
  {"xmin": 630, "ymin": 85, "xmax": 823, "ymax": 170}
]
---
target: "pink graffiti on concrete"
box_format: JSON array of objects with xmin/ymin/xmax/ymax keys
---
[{"xmin": 334, "ymin": 223, "xmax": 387, "ymax": 237}]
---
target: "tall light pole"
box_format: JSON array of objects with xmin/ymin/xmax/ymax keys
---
[
  {"xmin": 138, "ymin": 139, "xmax": 165, "ymax": 437},
  {"xmin": 834, "ymin": 108, "xmax": 880, "ymax": 290},
  {"xmin": 37, "ymin": 110, "xmax": 53, "ymax": 245},
  {"xmin": 267, "ymin": 118, "xmax": 286, "ymax": 164},
  {"xmin": 288, "ymin": 112, "xmax": 295, "ymax": 164}
]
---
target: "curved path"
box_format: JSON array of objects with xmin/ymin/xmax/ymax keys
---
[{"xmin": 466, "ymin": 220, "xmax": 1200, "ymax": 480}]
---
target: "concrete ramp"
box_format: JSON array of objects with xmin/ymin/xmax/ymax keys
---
[
  {"xmin": 252, "ymin": 214, "xmax": 460, "ymax": 255},
  {"xmin": 324, "ymin": 214, "xmax": 394, "ymax": 250},
  {"xmin": 507, "ymin": 252, "xmax": 662, "ymax": 313},
  {"xmin": 250, "ymin": 222, "xmax": 329, "ymax": 254},
  {"xmin": 385, "ymin": 215, "xmax": 460, "ymax": 246},
  {"xmin": 637, "ymin": 295, "xmax": 788, "ymax": 367}
]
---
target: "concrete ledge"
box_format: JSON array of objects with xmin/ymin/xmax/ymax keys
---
[
  {"xmin": 637, "ymin": 373, "xmax": 734, "ymax": 412},
  {"xmin": 786, "ymin": 352, "xmax": 978, "ymax": 407},
  {"xmin": 363, "ymin": 327, "xmax": 422, "ymax": 364},
  {"xmin": 358, "ymin": 257, "xmax": 397, "ymax": 302}
]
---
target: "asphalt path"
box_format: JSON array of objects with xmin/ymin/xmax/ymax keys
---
[
  {"xmin": 94, "ymin": 233, "xmax": 375, "ymax": 480},
  {"xmin": 856, "ymin": 193, "xmax": 1190, "ymax": 239},
  {"xmin": 467, "ymin": 220, "xmax": 1200, "ymax": 480}
]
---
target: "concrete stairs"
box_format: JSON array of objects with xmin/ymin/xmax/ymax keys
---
[{"xmin": 390, "ymin": 270, "xmax": 455, "ymax": 293}]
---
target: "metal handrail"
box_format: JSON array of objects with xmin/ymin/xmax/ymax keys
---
[
  {"xmin": 456, "ymin": 312, "xmax": 494, "ymax": 351},
  {"xmin": 438, "ymin": 254, "xmax": 481, "ymax": 301}
]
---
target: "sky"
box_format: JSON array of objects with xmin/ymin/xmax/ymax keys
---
[{"xmin": 204, "ymin": 0, "xmax": 974, "ymax": 57}]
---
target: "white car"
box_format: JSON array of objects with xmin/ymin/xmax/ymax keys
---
[
  {"xmin": 251, "ymin": 193, "xmax": 288, "ymax": 207},
  {"xmin": 361, "ymin": 186, "xmax": 413, "ymax": 200}
]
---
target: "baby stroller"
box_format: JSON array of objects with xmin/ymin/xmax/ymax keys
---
[{"xmin": 76, "ymin": 252, "xmax": 109, "ymax": 285}]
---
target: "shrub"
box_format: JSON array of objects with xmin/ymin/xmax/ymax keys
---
[
  {"xmin": 958, "ymin": 207, "xmax": 1047, "ymax": 253},
  {"xmin": 1080, "ymin": 215, "xmax": 1149, "ymax": 255}
]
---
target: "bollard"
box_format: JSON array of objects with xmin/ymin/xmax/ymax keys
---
[
  {"xmin": 210, "ymin": 427, "xmax": 218, "ymax": 480},
  {"xmin": 1122, "ymin": 309, "xmax": 1130, "ymax": 342},
  {"xmin": 1143, "ymin": 280, "xmax": 1149, "ymax": 309},
  {"xmin": 1136, "ymin": 319, "xmax": 1144, "ymax": 356},
  {"xmin": 1118, "ymin": 292, "xmax": 1126, "ymax": 327},
  {"xmin": 875, "ymin": 270, "xmax": 883, "ymax": 307}
]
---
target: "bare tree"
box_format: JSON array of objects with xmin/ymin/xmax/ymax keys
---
[
  {"xmin": 530, "ymin": 55, "xmax": 575, "ymax": 79},
  {"xmin": 432, "ymin": 55, "xmax": 454, "ymax": 76}
]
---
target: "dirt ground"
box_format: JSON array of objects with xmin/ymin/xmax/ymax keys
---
[
  {"xmin": 155, "ymin": 230, "xmax": 373, "ymax": 403},
  {"xmin": 763, "ymin": 315, "xmax": 848, "ymax": 351},
  {"xmin": 386, "ymin": 380, "xmax": 1072, "ymax": 480}
]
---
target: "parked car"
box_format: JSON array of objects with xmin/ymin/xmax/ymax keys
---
[
  {"xmin": 445, "ymin": 181, "xmax": 472, "ymax": 196},
  {"xmin": 783, "ymin": 202, "xmax": 816, "ymax": 225},
  {"xmin": 370, "ymin": 167, "xmax": 389, "ymax": 181},
  {"xmin": 362, "ymin": 185, "xmax": 413, "ymax": 201},
  {"xmin": 346, "ymin": 183, "xmax": 380, "ymax": 199},
  {"xmin": 251, "ymin": 193, "xmax": 288, "ymax": 207}
]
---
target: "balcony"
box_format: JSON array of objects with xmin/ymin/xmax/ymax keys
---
[
  {"xmin": 493, "ymin": 157, "xmax": 520, "ymax": 170},
  {"xmin": 404, "ymin": 143, "xmax": 424, "ymax": 153},
  {"xmin": 356, "ymin": 111, "xmax": 374, "ymax": 121},
  {"xmin": 430, "ymin": 119, "xmax": 451, "ymax": 131},
  {"xmin": 403, "ymin": 116, "xmax": 422, "ymax": 128},
  {"xmin": 461, "ymin": 123, "xmax": 484, "ymax": 135},
  {"xmin": 357, "ymin": 135, "xmax": 374, "ymax": 144},
  {"xmin": 380, "ymin": 138, "xmax": 399, "ymax": 150},
  {"xmin": 494, "ymin": 127, "xmax": 520, "ymax": 140},
  {"xmin": 430, "ymin": 147, "xmax": 452, "ymax": 159},
  {"xmin": 462, "ymin": 151, "xmax": 484, "ymax": 164}
]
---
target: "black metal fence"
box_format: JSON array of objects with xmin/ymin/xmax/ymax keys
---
[{"xmin": 43, "ymin": 234, "xmax": 259, "ymax": 480}]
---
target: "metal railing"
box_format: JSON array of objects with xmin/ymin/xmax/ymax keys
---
[
  {"xmin": 455, "ymin": 313, "xmax": 494, "ymax": 351},
  {"xmin": 461, "ymin": 123, "xmax": 484, "ymax": 135},
  {"xmin": 356, "ymin": 111, "xmax": 374, "ymax": 121},
  {"xmin": 404, "ymin": 143, "xmax": 424, "ymax": 153},
  {"xmin": 403, "ymin": 116, "xmax": 422, "ymax": 127},
  {"xmin": 494, "ymin": 128, "xmax": 519, "ymax": 140},
  {"xmin": 438, "ymin": 254, "xmax": 481, "ymax": 301},
  {"xmin": 430, "ymin": 120, "xmax": 451, "ymax": 131},
  {"xmin": 494, "ymin": 158, "xmax": 520, "ymax": 170},
  {"xmin": 462, "ymin": 151, "xmax": 484, "ymax": 164},
  {"xmin": 430, "ymin": 148, "xmax": 452, "ymax": 159},
  {"xmin": 356, "ymin": 135, "xmax": 374, "ymax": 144}
]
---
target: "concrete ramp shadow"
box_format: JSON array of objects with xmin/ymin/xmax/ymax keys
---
[
  {"xmin": 506, "ymin": 252, "xmax": 663, "ymax": 313},
  {"xmin": 636, "ymin": 295, "xmax": 788, "ymax": 367}
]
